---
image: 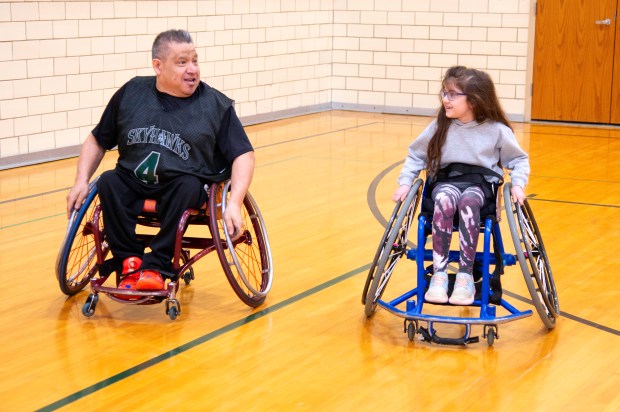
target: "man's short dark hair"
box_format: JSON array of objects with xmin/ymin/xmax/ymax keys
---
[{"xmin": 152, "ymin": 29, "xmax": 193, "ymax": 60}]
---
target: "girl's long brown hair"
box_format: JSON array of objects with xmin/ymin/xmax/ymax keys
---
[{"xmin": 426, "ymin": 66, "xmax": 513, "ymax": 176}]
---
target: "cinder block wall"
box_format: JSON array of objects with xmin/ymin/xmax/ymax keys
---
[
  {"xmin": 0, "ymin": 0, "xmax": 534, "ymax": 168},
  {"xmin": 332, "ymin": 0, "xmax": 533, "ymax": 118}
]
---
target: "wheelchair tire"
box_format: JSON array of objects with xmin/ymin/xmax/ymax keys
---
[
  {"xmin": 56, "ymin": 180, "xmax": 108, "ymax": 296},
  {"xmin": 364, "ymin": 179, "xmax": 422, "ymax": 317},
  {"xmin": 210, "ymin": 181, "xmax": 273, "ymax": 308},
  {"xmin": 504, "ymin": 183, "xmax": 559, "ymax": 329},
  {"xmin": 362, "ymin": 192, "xmax": 405, "ymax": 305}
]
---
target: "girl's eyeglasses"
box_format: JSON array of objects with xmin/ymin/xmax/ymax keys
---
[{"xmin": 440, "ymin": 90, "xmax": 467, "ymax": 101}]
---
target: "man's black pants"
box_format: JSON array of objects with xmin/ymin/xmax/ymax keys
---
[{"xmin": 97, "ymin": 169, "xmax": 208, "ymax": 277}]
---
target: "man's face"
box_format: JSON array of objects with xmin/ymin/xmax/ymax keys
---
[{"xmin": 153, "ymin": 41, "xmax": 200, "ymax": 97}]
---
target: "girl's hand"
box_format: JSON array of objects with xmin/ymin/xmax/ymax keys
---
[
  {"xmin": 392, "ymin": 184, "xmax": 410, "ymax": 202},
  {"xmin": 510, "ymin": 185, "xmax": 526, "ymax": 205}
]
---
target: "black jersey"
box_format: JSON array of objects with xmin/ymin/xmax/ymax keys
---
[{"xmin": 92, "ymin": 76, "xmax": 253, "ymax": 184}]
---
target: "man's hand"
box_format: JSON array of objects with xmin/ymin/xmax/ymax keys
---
[
  {"xmin": 223, "ymin": 200, "xmax": 244, "ymax": 238},
  {"xmin": 224, "ymin": 151, "xmax": 255, "ymax": 238},
  {"xmin": 66, "ymin": 181, "xmax": 90, "ymax": 218}
]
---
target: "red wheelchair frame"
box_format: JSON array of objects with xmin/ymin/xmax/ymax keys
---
[{"xmin": 56, "ymin": 177, "xmax": 273, "ymax": 320}]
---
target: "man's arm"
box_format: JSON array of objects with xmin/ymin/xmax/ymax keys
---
[
  {"xmin": 223, "ymin": 151, "xmax": 255, "ymax": 236},
  {"xmin": 66, "ymin": 133, "xmax": 106, "ymax": 217}
]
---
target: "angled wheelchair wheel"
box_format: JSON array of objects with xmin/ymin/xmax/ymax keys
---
[
  {"xmin": 56, "ymin": 179, "xmax": 109, "ymax": 296},
  {"xmin": 504, "ymin": 183, "xmax": 559, "ymax": 329},
  {"xmin": 362, "ymin": 178, "xmax": 418, "ymax": 305},
  {"xmin": 364, "ymin": 179, "xmax": 422, "ymax": 317},
  {"xmin": 210, "ymin": 181, "xmax": 273, "ymax": 308}
]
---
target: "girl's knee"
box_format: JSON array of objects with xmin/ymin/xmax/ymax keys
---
[{"xmin": 458, "ymin": 191, "xmax": 484, "ymax": 210}]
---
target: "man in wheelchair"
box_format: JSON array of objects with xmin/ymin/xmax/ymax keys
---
[
  {"xmin": 66, "ymin": 29, "xmax": 255, "ymax": 295},
  {"xmin": 393, "ymin": 66, "xmax": 530, "ymax": 306}
]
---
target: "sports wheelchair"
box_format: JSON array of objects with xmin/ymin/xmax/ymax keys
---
[
  {"xmin": 56, "ymin": 176, "xmax": 273, "ymax": 320},
  {"xmin": 362, "ymin": 176, "xmax": 559, "ymax": 346}
]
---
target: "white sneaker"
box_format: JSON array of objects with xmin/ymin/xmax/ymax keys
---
[
  {"xmin": 425, "ymin": 271, "xmax": 449, "ymax": 303},
  {"xmin": 449, "ymin": 273, "xmax": 475, "ymax": 305}
]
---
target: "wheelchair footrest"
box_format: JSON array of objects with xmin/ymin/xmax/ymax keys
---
[
  {"xmin": 90, "ymin": 277, "xmax": 178, "ymax": 306},
  {"xmin": 418, "ymin": 326, "xmax": 480, "ymax": 346}
]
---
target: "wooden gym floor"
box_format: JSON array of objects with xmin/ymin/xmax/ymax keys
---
[{"xmin": 1, "ymin": 110, "xmax": 619, "ymax": 411}]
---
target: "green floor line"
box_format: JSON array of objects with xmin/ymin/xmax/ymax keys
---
[
  {"xmin": 36, "ymin": 263, "xmax": 372, "ymax": 412},
  {"xmin": 0, "ymin": 212, "xmax": 66, "ymax": 230}
]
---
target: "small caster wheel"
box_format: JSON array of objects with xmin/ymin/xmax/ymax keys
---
[
  {"xmin": 167, "ymin": 305, "xmax": 178, "ymax": 320},
  {"xmin": 183, "ymin": 270, "xmax": 194, "ymax": 285},
  {"xmin": 486, "ymin": 327, "xmax": 497, "ymax": 346},
  {"xmin": 407, "ymin": 322, "xmax": 416, "ymax": 341},
  {"xmin": 82, "ymin": 294, "xmax": 98, "ymax": 317},
  {"xmin": 166, "ymin": 299, "xmax": 180, "ymax": 320}
]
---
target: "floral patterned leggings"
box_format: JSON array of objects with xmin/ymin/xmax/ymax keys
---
[{"xmin": 431, "ymin": 183, "xmax": 486, "ymax": 275}]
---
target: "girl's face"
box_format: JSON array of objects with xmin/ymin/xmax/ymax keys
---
[{"xmin": 441, "ymin": 83, "xmax": 474, "ymax": 123}]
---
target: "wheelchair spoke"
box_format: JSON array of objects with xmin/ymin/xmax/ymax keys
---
[
  {"xmin": 374, "ymin": 258, "xmax": 395, "ymax": 300},
  {"xmin": 57, "ymin": 187, "xmax": 105, "ymax": 295},
  {"xmin": 373, "ymin": 243, "xmax": 407, "ymax": 301},
  {"xmin": 504, "ymin": 184, "xmax": 558, "ymax": 328},
  {"xmin": 66, "ymin": 232, "xmax": 97, "ymax": 281},
  {"xmin": 519, "ymin": 212, "xmax": 552, "ymax": 296},
  {"xmin": 537, "ymin": 259, "xmax": 547, "ymax": 287},
  {"xmin": 520, "ymin": 219, "xmax": 538, "ymax": 253},
  {"xmin": 371, "ymin": 200, "xmax": 414, "ymax": 302},
  {"xmin": 527, "ymin": 248, "xmax": 554, "ymax": 309},
  {"xmin": 218, "ymin": 222, "xmax": 264, "ymax": 289},
  {"xmin": 68, "ymin": 245, "xmax": 97, "ymax": 284},
  {"xmin": 232, "ymin": 246, "xmax": 263, "ymax": 289},
  {"xmin": 211, "ymin": 181, "xmax": 272, "ymax": 306},
  {"xmin": 364, "ymin": 179, "xmax": 422, "ymax": 317}
]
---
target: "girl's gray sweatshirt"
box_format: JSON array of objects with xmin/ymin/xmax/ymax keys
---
[{"xmin": 397, "ymin": 118, "xmax": 530, "ymax": 188}]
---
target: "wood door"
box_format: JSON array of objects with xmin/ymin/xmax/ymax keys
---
[
  {"xmin": 532, "ymin": 0, "xmax": 618, "ymax": 123},
  {"xmin": 612, "ymin": 4, "xmax": 620, "ymax": 124}
]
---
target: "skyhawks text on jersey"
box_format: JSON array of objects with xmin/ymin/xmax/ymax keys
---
[{"xmin": 127, "ymin": 125, "xmax": 191, "ymax": 160}]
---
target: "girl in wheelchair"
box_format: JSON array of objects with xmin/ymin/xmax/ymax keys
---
[{"xmin": 393, "ymin": 66, "xmax": 530, "ymax": 306}]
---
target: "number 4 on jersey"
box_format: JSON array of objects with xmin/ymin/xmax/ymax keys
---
[{"xmin": 134, "ymin": 151, "xmax": 160, "ymax": 184}]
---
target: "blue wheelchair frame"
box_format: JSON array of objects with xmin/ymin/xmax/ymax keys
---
[{"xmin": 363, "ymin": 178, "xmax": 558, "ymax": 346}]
